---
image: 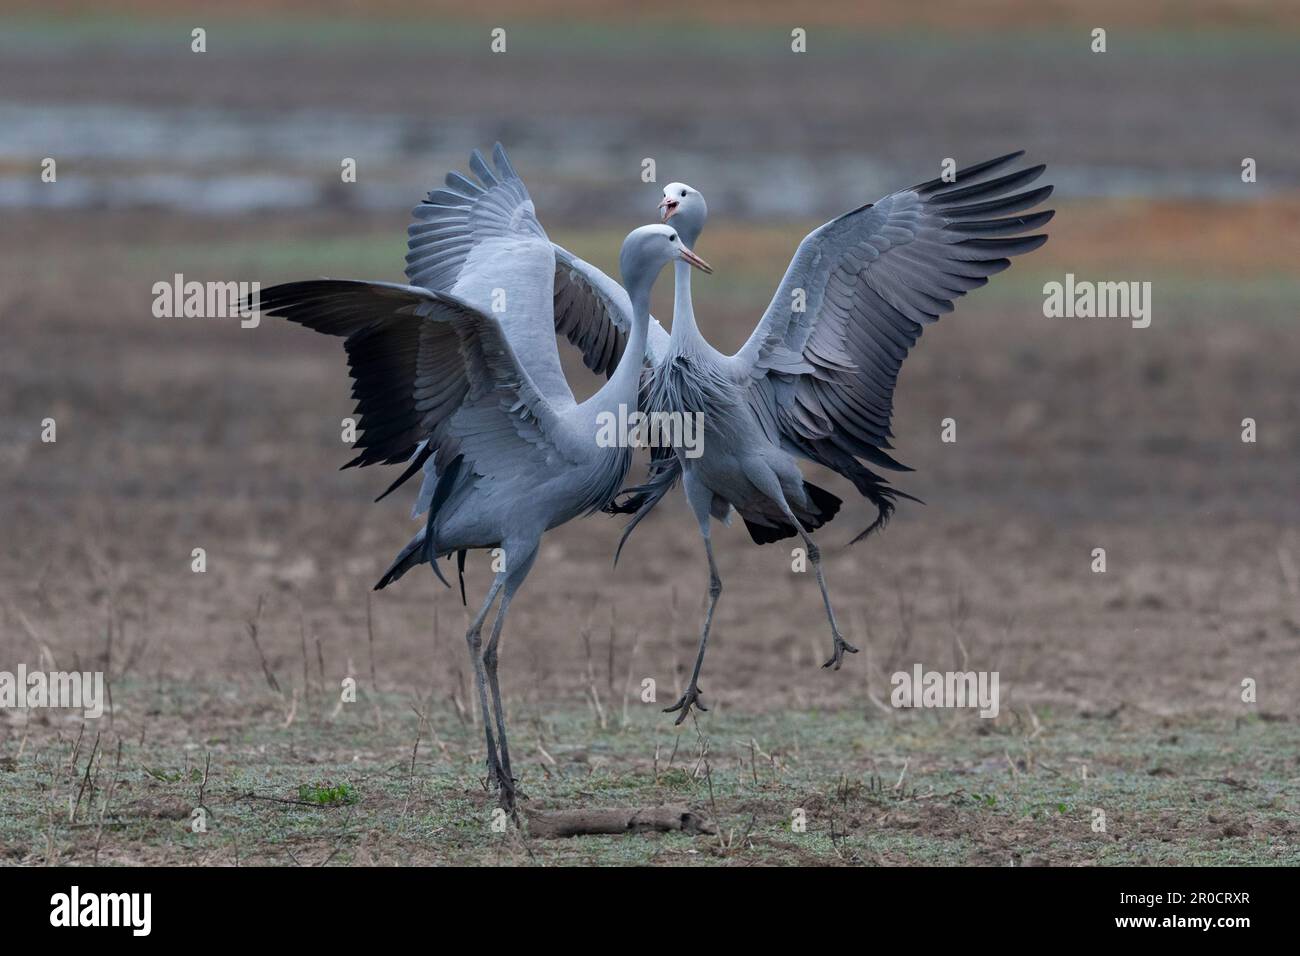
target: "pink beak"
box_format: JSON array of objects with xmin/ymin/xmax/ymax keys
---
[
  {"xmin": 659, "ymin": 197, "xmax": 679, "ymax": 222},
  {"xmin": 678, "ymin": 245, "xmax": 712, "ymax": 274}
]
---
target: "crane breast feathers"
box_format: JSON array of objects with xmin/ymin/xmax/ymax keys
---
[
  {"xmin": 733, "ymin": 152, "xmax": 1052, "ymax": 456},
  {"xmin": 405, "ymin": 143, "xmax": 549, "ymax": 293}
]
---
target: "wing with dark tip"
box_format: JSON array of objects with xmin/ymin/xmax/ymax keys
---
[
  {"xmin": 257, "ymin": 279, "xmax": 584, "ymax": 479},
  {"xmin": 732, "ymin": 151, "xmax": 1053, "ymax": 465}
]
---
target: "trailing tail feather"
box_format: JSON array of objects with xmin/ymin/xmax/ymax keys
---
[
  {"xmin": 375, "ymin": 442, "xmax": 433, "ymax": 503},
  {"xmin": 841, "ymin": 458, "xmax": 923, "ymax": 544},
  {"xmin": 741, "ymin": 480, "xmax": 841, "ymax": 545},
  {"xmin": 374, "ymin": 454, "xmax": 465, "ymax": 591},
  {"xmin": 374, "ymin": 529, "xmax": 449, "ymax": 590},
  {"xmin": 611, "ymin": 452, "xmax": 682, "ymax": 567},
  {"xmin": 794, "ymin": 438, "xmax": 922, "ymax": 544}
]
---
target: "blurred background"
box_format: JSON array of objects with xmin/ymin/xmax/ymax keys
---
[{"xmin": 2, "ymin": 1, "xmax": 1298, "ymax": 774}]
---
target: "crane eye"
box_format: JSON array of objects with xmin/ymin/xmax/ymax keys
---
[
  {"xmin": 680, "ymin": 190, "xmax": 687, "ymax": 197},
  {"xmin": 669, "ymin": 233, "xmax": 677, "ymax": 242}
]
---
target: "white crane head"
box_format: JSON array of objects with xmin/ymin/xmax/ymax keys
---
[
  {"xmin": 619, "ymin": 224, "xmax": 712, "ymax": 293},
  {"xmin": 659, "ymin": 182, "xmax": 708, "ymax": 249}
]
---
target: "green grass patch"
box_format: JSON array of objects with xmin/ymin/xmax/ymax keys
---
[
  {"xmin": 0, "ymin": 679, "xmax": 1295, "ymax": 866},
  {"xmin": 296, "ymin": 782, "xmax": 358, "ymax": 806}
]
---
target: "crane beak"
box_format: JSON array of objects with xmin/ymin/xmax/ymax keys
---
[
  {"xmin": 659, "ymin": 197, "xmax": 679, "ymax": 222},
  {"xmin": 679, "ymin": 246, "xmax": 712, "ymax": 274}
]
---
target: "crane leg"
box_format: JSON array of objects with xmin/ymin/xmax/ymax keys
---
[
  {"xmin": 782, "ymin": 504, "xmax": 857, "ymax": 670},
  {"xmin": 482, "ymin": 541, "xmax": 538, "ymax": 816},
  {"xmin": 665, "ymin": 483, "xmax": 720, "ymax": 724},
  {"xmin": 463, "ymin": 574, "xmax": 506, "ymax": 789},
  {"xmin": 482, "ymin": 595, "xmax": 516, "ymax": 813}
]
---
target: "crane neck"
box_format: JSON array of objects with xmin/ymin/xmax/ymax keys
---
[
  {"xmin": 590, "ymin": 283, "xmax": 651, "ymax": 415},
  {"xmin": 667, "ymin": 259, "xmax": 703, "ymax": 348}
]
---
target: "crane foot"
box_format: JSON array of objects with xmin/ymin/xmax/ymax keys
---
[
  {"xmin": 822, "ymin": 633, "xmax": 859, "ymax": 671},
  {"xmin": 492, "ymin": 767, "xmax": 521, "ymax": 816},
  {"xmin": 663, "ymin": 684, "xmax": 708, "ymax": 725}
]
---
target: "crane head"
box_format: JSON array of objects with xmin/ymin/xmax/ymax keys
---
[{"xmin": 659, "ymin": 182, "xmax": 708, "ymax": 249}]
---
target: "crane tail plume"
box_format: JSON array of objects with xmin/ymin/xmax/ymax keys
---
[
  {"xmin": 613, "ymin": 497, "xmax": 654, "ymax": 568},
  {"xmin": 610, "ymin": 453, "xmax": 681, "ymax": 566},
  {"xmin": 846, "ymin": 475, "xmax": 923, "ymax": 546},
  {"xmin": 375, "ymin": 455, "xmax": 465, "ymax": 591},
  {"xmin": 375, "ymin": 443, "xmax": 434, "ymax": 502},
  {"xmin": 375, "ymin": 529, "xmax": 450, "ymax": 590}
]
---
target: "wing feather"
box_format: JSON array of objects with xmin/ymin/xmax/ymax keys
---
[
  {"xmin": 731, "ymin": 152, "xmax": 1053, "ymax": 477},
  {"xmin": 256, "ymin": 279, "xmax": 581, "ymax": 483}
]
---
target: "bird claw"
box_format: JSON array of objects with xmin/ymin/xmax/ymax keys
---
[
  {"xmin": 663, "ymin": 684, "xmax": 708, "ymax": 725},
  {"xmin": 822, "ymin": 634, "xmax": 859, "ymax": 670},
  {"xmin": 491, "ymin": 767, "xmax": 521, "ymax": 813},
  {"xmin": 497, "ymin": 784, "xmax": 518, "ymax": 813}
]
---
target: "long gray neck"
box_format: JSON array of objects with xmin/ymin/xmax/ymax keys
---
[
  {"xmin": 591, "ymin": 281, "xmax": 651, "ymax": 413},
  {"xmin": 667, "ymin": 260, "xmax": 703, "ymax": 349}
]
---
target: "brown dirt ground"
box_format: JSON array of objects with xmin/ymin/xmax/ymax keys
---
[{"xmin": 2, "ymin": 204, "xmax": 1297, "ymax": 722}]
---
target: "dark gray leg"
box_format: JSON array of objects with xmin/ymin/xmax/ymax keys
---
[
  {"xmin": 791, "ymin": 520, "xmax": 857, "ymax": 670},
  {"xmin": 665, "ymin": 482, "xmax": 720, "ymax": 723},
  {"xmin": 481, "ymin": 542, "xmax": 538, "ymax": 814},
  {"xmin": 482, "ymin": 592, "xmax": 515, "ymax": 810},
  {"xmin": 464, "ymin": 574, "xmax": 505, "ymax": 784}
]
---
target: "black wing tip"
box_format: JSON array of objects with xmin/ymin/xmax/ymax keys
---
[
  {"xmin": 1015, "ymin": 233, "xmax": 1050, "ymax": 254},
  {"xmin": 931, "ymin": 165, "xmax": 1048, "ymax": 205},
  {"xmin": 912, "ymin": 149, "xmax": 1036, "ymax": 195},
  {"xmin": 974, "ymin": 149, "xmax": 1029, "ymax": 169}
]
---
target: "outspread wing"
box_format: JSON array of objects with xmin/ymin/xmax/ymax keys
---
[
  {"xmin": 405, "ymin": 143, "xmax": 548, "ymax": 292},
  {"xmin": 732, "ymin": 152, "xmax": 1053, "ymax": 467},
  {"xmin": 553, "ymin": 246, "xmax": 672, "ymax": 376},
  {"xmin": 256, "ymin": 279, "xmax": 583, "ymax": 483},
  {"xmin": 409, "ymin": 141, "xmax": 669, "ymax": 379},
  {"xmin": 406, "ymin": 143, "xmax": 576, "ymax": 405}
]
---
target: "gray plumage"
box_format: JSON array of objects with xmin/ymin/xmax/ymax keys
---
[
  {"xmin": 255, "ymin": 146, "xmax": 704, "ymax": 810},
  {"xmin": 407, "ymin": 143, "xmax": 671, "ymax": 382},
  {"xmin": 614, "ymin": 158, "xmax": 1054, "ymax": 719}
]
